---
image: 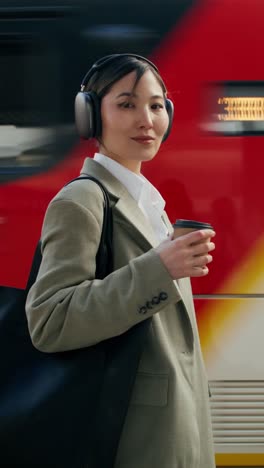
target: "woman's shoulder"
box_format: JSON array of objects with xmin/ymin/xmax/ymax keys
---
[{"xmin": 51, "ymin": 176, "xmax": 105, "ymax": 209}]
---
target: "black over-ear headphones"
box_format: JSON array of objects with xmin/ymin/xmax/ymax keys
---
[{"xmin": 74, "ymin": 53, "xmax": 174, "ymax": 142}]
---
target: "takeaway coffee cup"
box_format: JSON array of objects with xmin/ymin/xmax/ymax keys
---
[{"xmin": 173, "ymin": 219, "xmax": 214, "ymax": 239}]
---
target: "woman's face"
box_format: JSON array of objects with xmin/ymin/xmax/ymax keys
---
[{"xmin": 99, "ymin": 69, "xmax": 169, "ymax": 173}]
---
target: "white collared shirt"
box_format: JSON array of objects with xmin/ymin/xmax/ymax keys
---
[{"xmin": 93, "ymin": 153, "xmax": 169, "ymax": 242}]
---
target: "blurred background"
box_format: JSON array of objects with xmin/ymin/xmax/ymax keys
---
[{"xmin": 0, "ymin": 0, "xmax": 193, "ymax": 180}]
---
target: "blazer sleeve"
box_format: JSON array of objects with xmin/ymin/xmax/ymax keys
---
[{"xmin": 25, "ymin": 184, "xmax": 181, "ymax": 352}]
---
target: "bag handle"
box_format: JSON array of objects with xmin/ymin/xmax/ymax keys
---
[{"xmin": 26, "ymin": 175, "xmax": 113, "ymax": 290}]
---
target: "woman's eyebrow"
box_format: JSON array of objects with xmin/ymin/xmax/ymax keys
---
[
  {"xmin": 115, "ymin": 92, "xmax": 164, "ymax": 99},
  {"xmin": 115, "ymin": 92, "xmax": 135, "ymax": 99}
]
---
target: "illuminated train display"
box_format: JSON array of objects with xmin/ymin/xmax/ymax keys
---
[{"xmin": 0, "ymin": 0, "xmax": 264, "ymax": 465}]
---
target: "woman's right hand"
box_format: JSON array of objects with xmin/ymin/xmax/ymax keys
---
[{"xmin": 155, "ymin": 229, "xmax": 215, "ymax": 279}]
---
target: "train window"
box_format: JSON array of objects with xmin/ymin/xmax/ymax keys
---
[
  {"xmin": 201, "ymin": 82, "xmax": 264, "ymax": 135},
  {"xmin": 0, "ymin": 6, "xmax": 83, "ymax": 183},
  {"xmin": 0, "ymin": 38, "xmax": 66, "ymax": 172}
]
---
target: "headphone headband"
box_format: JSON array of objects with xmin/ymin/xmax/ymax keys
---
[{"xmin": 80, "ymin": 53, "xmax": 159, "ymax": 90}]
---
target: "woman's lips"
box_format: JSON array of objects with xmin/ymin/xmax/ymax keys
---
[{"xmin": 131, "ymin": 137, "xmax": 155, "ymax": 144}]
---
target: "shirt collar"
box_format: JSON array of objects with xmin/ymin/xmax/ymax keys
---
[{"xmin": 94, "ymin": 153, "xmax": 165, "ymax": 214}]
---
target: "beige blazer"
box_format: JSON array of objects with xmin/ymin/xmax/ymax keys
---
[{"xmin": 26, "ymin": 157, "xmax": 215, "ymax": 468}]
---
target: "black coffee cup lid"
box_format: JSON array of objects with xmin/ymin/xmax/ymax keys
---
[{"xmin": 173, "ymin": 219, "xmax": 213, "ymax": 230}]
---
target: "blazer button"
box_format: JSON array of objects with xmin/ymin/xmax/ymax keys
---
[
  {"xmin": 159, "ymin": 291, "xmax": 168, "ymax": 301},
  {"xmin": 146, "ymin": 301, "xmax": 154, "ymax": 310},
  {"xmin": 151, "ymin": 296, "xmax": 160, "ymax": 305},
  {"xmin": 138, "ymin": 306, "xmax": 148, "ymax": 315}
]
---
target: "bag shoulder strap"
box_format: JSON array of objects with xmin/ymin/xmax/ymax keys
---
[
  {"xmin": 26, "ymin": 175, "xmax": 113, "ymax": 291},
  {"xmin": 67, "ymin": 175, "xmax": 113, "ymax": 279}
]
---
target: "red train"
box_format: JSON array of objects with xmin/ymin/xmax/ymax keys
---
[{"xmin": 1, "ymin": 0, "xmax": 264, "ymax": 465}]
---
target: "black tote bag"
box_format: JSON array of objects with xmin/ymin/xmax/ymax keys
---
[{"xmin": 0, "ymin": 176, "xmax": 151, "ymax": 468}]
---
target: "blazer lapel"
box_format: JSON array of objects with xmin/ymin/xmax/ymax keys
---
[
  {"xmin": 114, "ymin": 195, "xmax": 159, "ymax": 249},
  {"xmin": 80, "ymin": 157, "xmax": 158, "ymax": 249}
]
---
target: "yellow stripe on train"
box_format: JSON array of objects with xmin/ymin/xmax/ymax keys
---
[{"xmin": 216, "ymin": 452, "xmax": 264, "ymax": 466}]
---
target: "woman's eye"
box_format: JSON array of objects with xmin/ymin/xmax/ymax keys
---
[
  {"xmin": 151, "ymin": 103, "xmax": 164, "ymax": 110},
  {"xmin": 119, "ymin": 102, "xmax": 134, "ymax": 109}
]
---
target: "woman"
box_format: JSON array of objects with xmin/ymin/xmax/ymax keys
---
[{"xmin": 26, "ymin": 54, "xmax": 216, "ymax": 468}]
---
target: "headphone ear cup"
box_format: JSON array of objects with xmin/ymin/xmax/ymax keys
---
[
  {"xmin": 74, "ymin": 91, "xmax": 101, "ymax": 139},
  {"xmin": 162, "ymin": 98, "xmax": 174, "ymax": 142}
]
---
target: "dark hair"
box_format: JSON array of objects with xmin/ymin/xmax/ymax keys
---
[{"xmin": 84, "ymin": 55, "xmax": 167, "ymax": 99}]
